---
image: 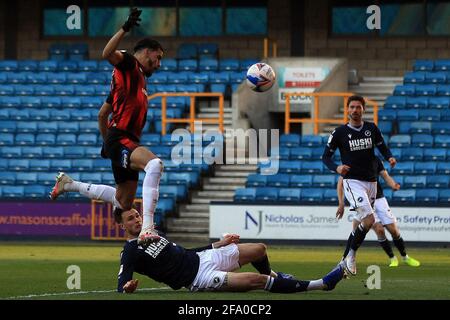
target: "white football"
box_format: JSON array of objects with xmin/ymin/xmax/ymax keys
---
[{"xmin": 246, "ymin": 63, "xmax": 276, "ymax": 92}]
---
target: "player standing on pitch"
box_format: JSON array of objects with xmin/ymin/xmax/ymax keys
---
[
  {"xmin": 52, "ymin": 8, "xmax": 164, "ymax": 246},
  {"xmin": 322, "ymin": 95, "xmax": 397, "ymax": 275}
]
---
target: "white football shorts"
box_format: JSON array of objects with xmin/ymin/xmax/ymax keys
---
[
  {"xmin": 188, "ymin": 243, "xmax": 240, "ymax": 292},
  {"xmin": 373, "ymin": 197, "xmax": 397, "ymax": 225},
  {"xmin": 343, "ymin": 179, "xmax": 377, "ymax": 221}
]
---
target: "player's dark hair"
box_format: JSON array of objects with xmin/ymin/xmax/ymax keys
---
[
  {"xmin": 347, "ymin": 95, "xmax": 366, "ymax": 108},
  {"xmin": 113, "ymin": 204, "xmax": 138, "ymax": 224},
  {"xmin": 134, "ymin": 38, "xmax": 164, "ymax": 53}
]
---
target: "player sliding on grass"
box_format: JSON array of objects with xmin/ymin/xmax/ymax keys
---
[
  {"xmin": 115, "ymin": 207, "xmax": 346, "ymax": 294},
  {"xmin": 50, "ymin": 8, "xmax": 164, "ymax": 246},
  {"xmin": 49, "ymin": 173, "xmax": 346, "ymax": 293},
  {"xmin": 336, "ymin": 158, "xmax": 420, "ymax": 268}
]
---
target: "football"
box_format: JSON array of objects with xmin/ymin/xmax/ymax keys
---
[{"xmin": 246, "ymin": 63, "xmax": 276, "ymax": 92}]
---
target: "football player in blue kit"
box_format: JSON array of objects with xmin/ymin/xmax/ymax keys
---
[
  {"xmin": 115, "ymin": 207, "xmax": 346, "ymax": 294},
  {"xmin": 322, "ymin": 95, "xmax": 397, "ymax": 276}
]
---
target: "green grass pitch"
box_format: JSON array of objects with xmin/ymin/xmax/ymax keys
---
[{"xmin": 0, "ymin": 241, "xmax": 449, "ymax": 300}]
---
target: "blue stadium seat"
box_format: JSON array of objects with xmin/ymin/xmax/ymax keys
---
[
  {"xmin": 393, "ymin": 85, "xmax": 415, "ymax": 96},
  {"xmin": 57, "ymin": 121, "xmax": 80, "ymax": 133},
  {"xmin": 423, "ymin": 148, "xmax": 447, "ymax": 161},
  {"xmin": 246, "ymin": 174, "xmax": 267, "ymax": 187},
  {"xmin": 98, "ymin": 60, "xmax": 113, "ymax": 72},
  {"xmin": 277, "ymin": 148, "xmax": 290, "ymax": 160},
  {"xmin": 391, "ymin": 162, "xmax": 414, "ymax": 175},
  {"xmin": 77, "ymin": 60, "xmax": 97, "ymax": 72},
  {"xmin": 58, "ymin": 60, "xmax": 78, "ymax": 72},
  {"xmin": 229, "ymin": 71, "xmax": 246, "ymax": 84},
  {"xmin": 2, "ymin": 186, "xmax": 24, "ymax": 198},
  {"xmin": 22, "ymin": 146, "xmax": 43, "ymax": 158},
  {"xmin": 312, "ymin": 175, "xmax": 335, "ymax": 188},
  {"xmin": 84, "ymin": 147, "xmax": 100, "ymax": 159},
  {"xmin": 67, "ymin": 72, "xmax": 87, "ymax": 84},
  {"xmin": 409, "ymin": 121, "xmax": 432, "ymax": 134},
  {"xmin": 279, "ymin": 160, "xmax": 301, "ymax": 174},
  {"xmin": 177, "ymin": 43, "xmax": 198, "ymax": 60},
  {"xmin": 75, "ymin": 84, "xmax": 96, "ymax": 96},
  {"xmin": 0, "ymin": 172, "xmax": 16, "ymax": 185},
  {"xmin": 415, "ymin": 84, "xmax": 437, "ymax": 96},
  {"xmin": 378, "ymin": 109, "xmax": 397, "ymax": 121},
  {"xmin": 438, "ymin": 189, "xmax": 450, "ymax": 203},
  {"xmin": 0, "ymin": 96, "xmax": 20, "ymax": 107},
  {"xmin": 403, "ymin": 176, "xmax": 427, "ymax": 188},
  {"xmin": 418, "ymin": 109, "xmax": 440, "ymax": 121},
  {"xmin": 49, "ymin": 44, "xmax": 68, "ymax": 60},
  {"xmin": 15, "ymin": 133, "xmax": 35, "ymax": 145},
  {"xmin": 19, "ymin": 61, "xmax": 38, "ymax": 72},
  {"xmin": 20, "ymin": 96, "xmax": 41, "ymax": 108},
  {"xmin": 42, "ymin": 146, "xmax": 64, "ymax": 158},
  {"xmin": 199, "ymin": 59, "xmax": 219, "ymax": 71},
  {"xmin": 7, "ymin": 72, "xmax": 27, "ymax": 84},
  {"xmin": 46, "ymin": 72, "xmax": 67, "ymax": 84},
  {"xmin": 70, "ymin": 109, "xmax": 91, "ymax": 120},
  {"xmin": 50, "ymin": 159, "xmax": 71, "ymax": 171},
  {"xmin": 323, "ymin": 189, "xmax": 338, "ymax": 202},
  {"xmin": 78, "ymin": 172, "xmax": 101, "ymax": 184},
  {"xmin": 401, "ymin": 148, "xmax": 423, "ymax": 161},
  {"xmin": 255, "ymin": 187, "xmax": 278, "ymax": 202},
  {"xmin": 37, "ymin": 121, "xmax": 58, "ymax": 134},
  {"xmin": 148, "ymin": 72, "xmax": 168, "ymax": 84},
  {"xmin": 266, "ymin": 174, "xmax": 290, "ymax": 187},
  {"xmin": 427, "ymin": 175, "xmax": 449, "ymax": 189},
  {"xmin": 301, "ymin": 135, "xmax": 323, "ymax": 147},
  {"xmin": 91, "ymin": 159, "xmax": 109, "ymax": 172},
  {"xmin": 280, "ymin": 134, "xmax": 301, "ymax": 147},
  {"xmin": 187, "ymin": 72, "xmax": 208, "ymax": 84},
  {"xmin": 209, "ymin": 71, "xmax": 230, "ymax": 84},
  {"xmin": 160, "ymin": 185, "xmax": 187, "ymax": 201},
  {"xmin": 38, "ymin": 60, "xmax": 58, "ymax": 72},
  {"xmin": 160, "ymin": 58, "xmax": 177, "ymax": 72},
  {"xmin": 411, "ymin": 134, "xmax": 433, "ymax": 147},
  {"xmin": 240, "ymin": 59, "xmax": 259, "ymax": 71},
  {"xmin": 26, "ymin": 72, "xmax": 47, "ymax": 84},
  {"xmin": 434, "ymin": 60, "xmax": 450, "ymax": 71},
  {"xmin": 436, "ymin": 84, "xmax": 450, "ymax": 96},
  {"xmin": 234, "ymin": 188, "xmax": 256, "ymax": 202},
  {"xmin": 428, "ymin": 97, "xmax": 450, "ymax": 109},
  {"xmin": 413, "ymin": 60, "xmax": 433, "ymax": 71},
  {"xmin": 0, "ymin": 159, "xmax": 7, "ymax": 171},
  {"xmin": 78, "ymin": 133, "xmax": 97, "ymax": 145},
  {"xmin": 0, "ymin": 120, "xmax": 17, "ymax": 133},
  {"xmin": 278, "ymin": 188, "xmax": 301, "ymax": 202},
  {"xmin": 210, "ymin": 84, "xmax": 227, "ymax": 95},
  {"xmin": 392, "ymin": 189, "xmax": 416, "ymax": 203},
  {"xmin": 53, "ymin": 85, "xmax": 75, "ymax": 96},
  {"xmin": 425, "ymin": 71, "xmax": 447, "ymax": 84},
  {"xmin": 63, "ymin": 146, "xmax": 85, "ymax": 158},
  {"xmin": 300, "ymin": 188, "xmax": 323, "ymax": 202},
  {"xmin": 80, "ymin": 96, "xmax": 103, "ymax": 108},
  {"xmin": 0, "ymin": 133, "xmax": 14, "ymax": 145},
  {"xmin": 78, "ymin": 121, "xmax": 97, "ymax": 133},
  {"xmin": 442, "ymin": 110, "xmax": 450, "ymax": 121},
  {"xmin": 301, "ymin": 161, "xmax": 323, "ymax": 174},
  {"xmin": 10, "ymin": 109, "xmax": 30, "ymax": 121},
  {"xmin": 405, "ymin": 97, "xmax": 428, "ymax": 109},
  {"xmin": 140, "ymin": 134, "xmax": 161, "ymax": 146},
  {"xmin": 414, "ymin": 162, "xmax": 437, "ymax": 174},
  {"xmin": 178, "ymin": 59, "xmax": 198, "ymax": 71},
  {"xmin": 40, "ymin": 97, "xmax": 61, "ymax": 109},
  {"xmin": 16, "ymin": 172, "xmax": 38, "ymax": 185},
  {"xmin": 101, "ymin": 172, "xmax": 115, "ymax": 185},
  {"xmin": 50, "ymin": 109, "xmax": 71, "ymax": 121},
  {"xmin": 434, "ymin": 134, "xmax": 450, "ymax": 147},
  {"xmin": 72, "ymin": 159, "xmax": 93, "ymax": 171},
  {"xmin": 68, "ymin": 43, "xmax": 88, "ymax": 60},
  {"xmin": 378, "ymin": 121, "xmax": 393, "ymax": 134},
  {"xmin": 0, "ymin": 108, "xmax": 8, "ymax": 120},
  {"xmin": 14, "ymin": 84, "xmax": 34, "ymax": 96},
  {"xmin": 56, "ymin": 134, "xmax": 77, "ymax": 145},
  {"xmin": 437, "ymin": 162, "xmax": 450, "ymax": 174},
  {"xmin": 0, "ymin": 85, "xmax": 15, "ymax": 96},
  {"xmin": 8, "ymin": 159, "xmax": 29, "ymax": 171},
  {"xmin": 404, "ymin": 72, "xmax": 425, "ymax": 84},
  {"xmin": 220, "ymin": 59, "xmax": 240, "ymax": 71},
  {"xmin": 0, "ymin": 73, "xmax": 6, "ymax": 84},
  {"xmin": 197, "ymin": 43, "xmax": 218, "ymax": 59},
  {"xmin": 29, "ymin": 159, "xmax": 50, "ymax": 171},
  {"xmin": 431, "ymin": 122, "xmax": 450, "ymax": 135},
  {"xmin": 416, "ymin": 189, "xmax": 439, "ymax": 203}
]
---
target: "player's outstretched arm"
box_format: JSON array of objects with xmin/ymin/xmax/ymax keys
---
[
  {"xmin": 98, "ymin": 101, "xmax": 112, "ymax": 141},
  {"xmin": 380, "ymin": 170, "xmax": 400, "ymax": 191},
  {"xmin": 102, "ymin": 8, "xmax": 142, "ymax": 65}
]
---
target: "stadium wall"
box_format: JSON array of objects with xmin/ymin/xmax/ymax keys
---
[{"xmin": 7, "ymin": 0, "xmax": 291, "ymax": 60}]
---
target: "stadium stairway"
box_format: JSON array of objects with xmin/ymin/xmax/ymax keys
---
[
  {"xmin": 323, "ymin": 76, "xmax": 403, "ymax": 134},
  {"xmin": 165, "ymin": 162, "xmax": 257, "ymax": 243}
]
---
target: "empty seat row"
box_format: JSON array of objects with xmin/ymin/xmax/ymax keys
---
[
  {"xmin": 0, "ymin": 72, "xmax": 112, "ymax": 85},
  {"xmin": 247, "ymin": 174, "xmax": 338, "ymax": 188},
  {"xmin": 397, "ymin": 121, "xmax": 450, "ymax": 134},
  {"xmin": 0, "ymin": 121, "xmax": 98, "ymax": 134},
  {"xmin": 393, "ymin": 84, "xmax": 450, "ymax": 97},
  {"xmin": 275, "ymin": 147, "xmax": 340, "ymax": 161},
  {"xmin": 0, "ymin": 133, "xmax": 100, "ymax": 146},
  {"xmin": 389, "ymin": 134, "xmax": 450, "ymax": 147},
  {"xmin": 404, "ymin": 71, "xmax": 450, "ymax": 84},
  {"xmin": 379, "ymin": 108, "xmax": 450, "ymax": 122},
  {"xmin": 384, "ymin": 96, "xmax": 450, "ymax": 109},
  {"xmin": 234, "ymin": 187, "xmax": 450, "ymax": 203},
  {"xmin": 0, "ymin": 84, "xmax": 110, "ymax": 96},
  {"xmin": 148, "ymin": 71, "xmax": 246, "ymax": 85},
  {"xmin": 387, "ymin": 147, "xmax": 450, "ymax": 161},
  {"xmin": 413, "ymin": 60, "xmax": 450, "ymax": 72},
  {"xmin": 280, "ymin": 134, "xmax": 328, "ymax": 147},
  {"xmin": 0, "ymin": 96, "xmax": 105, "ymax": 108}
]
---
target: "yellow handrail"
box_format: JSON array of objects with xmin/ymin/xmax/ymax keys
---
[
  {"xmin": 148, "ymin": 93, "xmax": 224, "ymax": 135},
  {"xmin": 284, "ymin": 92, "xmax": 379, "ymax": 134},
  {"xmin": 263, "ymin": 38, "xmax": 278, "ymax": 59}
]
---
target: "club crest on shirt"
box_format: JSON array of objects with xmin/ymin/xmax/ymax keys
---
[
  {"xmin": 348, "ymin": 134, "xmax": 352, "ymax": 139},
  {"xmin": 358, "ymin": 197, "xmax": 363, "ymax": 203},
  {"xmin": 365, "ymin": 130, "xmax": 371, "ymax": 137}
]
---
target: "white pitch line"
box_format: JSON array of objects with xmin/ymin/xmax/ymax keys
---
[{"xmin": 4, "ymin": 287, "xmax": 171, "ymax": 300}]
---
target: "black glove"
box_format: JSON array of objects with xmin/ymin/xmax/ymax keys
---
[{"xmin": 122, "ymin": 7, "xmax": 142, "ymax": 32}]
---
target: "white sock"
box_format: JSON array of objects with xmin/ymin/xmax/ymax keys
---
[
  {"xmin": 65, "ymin": 181, "xmax": 122, "ymax": 209},
  {"xmin": 307, "ymin": 279, "xmax": 324, "ymax": 291},
  {"xmin": 142, "ymin": 158, "xmax": 163, "ymax": 230}
]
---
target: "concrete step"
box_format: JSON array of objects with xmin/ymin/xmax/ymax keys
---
[
  {"xmin": 166, "ymin": 225, "xmax": 209, "ymax": 234},
  {"xmin": 184, "ymin": 203, "xmax": 210, "ymax": 212},
  {"xmin": 178, "ymin": 211, "xmax": 210, "ymax": 219},
  {"xmin": 196, "ymin": 190, "xmax": 235, "ymax": 198},
  {"xmin": 207, "ymin": 177, "xmax": 247, "ymax": 184},
  {"xmin": 202, "ymin": 184, "xmax": 242, "ymax": 191},
  {"xmin": 166, "ymin": 217, "xmax": 209, "ymax": 229},
  {"xmin": 164, "ymin": 232, "xmax": 210, "ymax": 244},
  {"xmin": 192, "ymin": 197, "xmax": 232, "ymax": 204},
  {"xmin": 348, "ymin": 87, "xmax": 394, "ymax": 95},
  {"xmin": 356, "ymin": 82, "xmax": 400, "ymax": 88},
  {"xmin": 362, "ymin": 77, "xmax": 403, "ymax": 83},
  {"xmin": 198, "ymin": 113, "xmax": 232, "ymax": 119},
  {"xmin": 216, "ymin": 164, "xmax": 258, "ymax": 171},
  {"xmin": 215, "ymin": 171, "xmax": 252, "ymax": 177},
  {"xmin": 199, "ymin": 107, "xmax": 233, "ymax": 113}
]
